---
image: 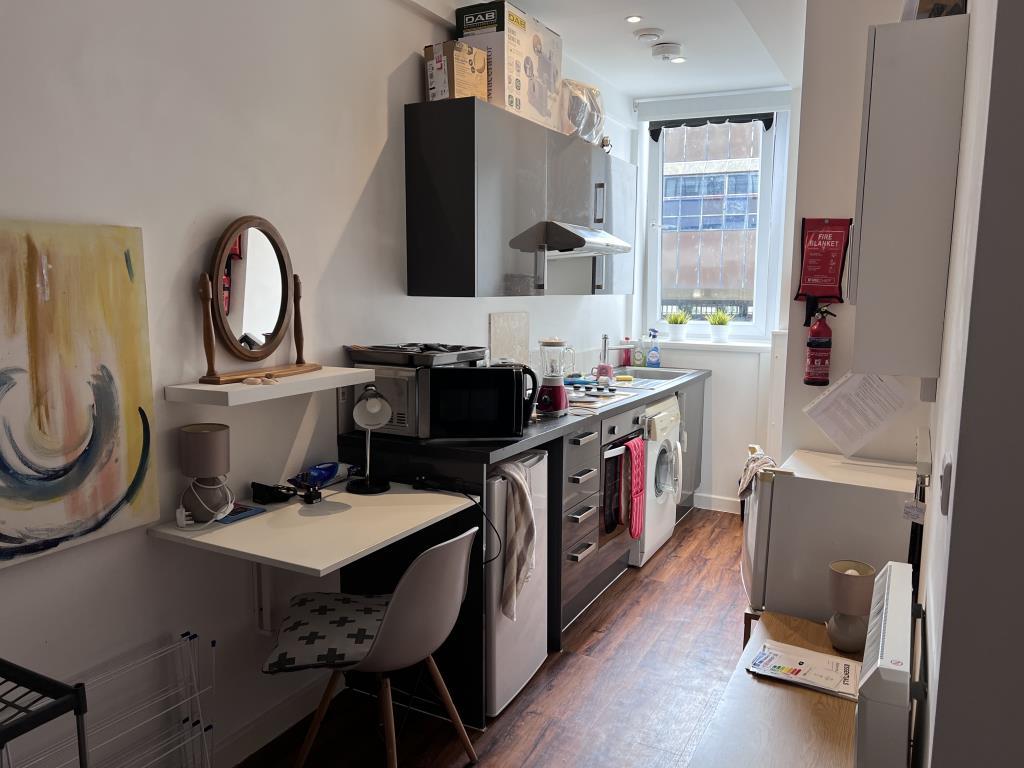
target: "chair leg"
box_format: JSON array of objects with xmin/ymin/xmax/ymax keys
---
[
  {"xmin": 293, "ymin": 670, "xmax": 341, "ymax": 768},
  {"xmin": 379, "ymin": 674, "xmax": 398, "ymax": 768},
  {"xmin": 425, "ymin": 655, "xmax": 478, "ymax": 764}
]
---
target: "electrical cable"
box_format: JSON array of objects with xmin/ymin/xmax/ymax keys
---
[
  {"xmin": 412, "ymin": 476, "xmax": 502, "ymax": 565},
  {"xmin": 394, "ymin": 665, "xmax": 426, "ymax": 743},
  {"xmin": 459, "ymin": 492, "xmax": 502, "ymax": 566},
  {"xmin": 175, "ymin": 476, "xmax": 234, "ymax": 528}
]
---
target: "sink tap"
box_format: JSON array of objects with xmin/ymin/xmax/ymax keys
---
[
  {"xmin": 596, "ymin": 335, "xmax": 615, "ymax": 378},
  {"xmin": 604, "ymin": 334, "xmax": 635, "ymax": 368}
]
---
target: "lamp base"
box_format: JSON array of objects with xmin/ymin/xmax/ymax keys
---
[
  {"xmin": 347, "ymin": 477, "xmax": 391, "ymax": 495},
  {"xmin": 182, "ymin": 477, "xmax": 232, "ymax": 523},
  {"xmin": 826, "ymin": 612, "xmax": 869, "ymax": 653}
]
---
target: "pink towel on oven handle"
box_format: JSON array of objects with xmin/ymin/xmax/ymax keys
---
[{"xmin": 625, "ymin": 436, "xmax": 645, "ymax": 539}]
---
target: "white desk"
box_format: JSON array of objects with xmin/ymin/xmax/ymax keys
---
[{"xmin": 148, "ymin": 484, "xmax": 474, "ymax": 577}]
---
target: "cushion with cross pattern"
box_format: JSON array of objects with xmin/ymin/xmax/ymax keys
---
[{"xmin": 263, "ymin": 592, "xmax": 392, "ymax": 674}]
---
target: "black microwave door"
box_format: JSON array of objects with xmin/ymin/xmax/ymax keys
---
[{"xmin": 428, "ymin": 368, "xmax": 522, "ymax": 438}]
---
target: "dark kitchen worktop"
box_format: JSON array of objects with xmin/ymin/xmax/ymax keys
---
[{"xmin": 339, "ymin": 368, "xmax": 710, "ymax": 465}]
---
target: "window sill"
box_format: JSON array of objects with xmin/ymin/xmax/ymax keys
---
[{"xmin": 658, "ymin": 338, "xmax": 771, "ymax": 353}]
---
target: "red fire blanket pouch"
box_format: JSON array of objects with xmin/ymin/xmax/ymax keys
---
[{"xmin": 795, "ymin": 218, "xmax": 852, "ymax": 326}]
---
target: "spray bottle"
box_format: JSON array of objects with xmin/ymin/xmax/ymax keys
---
[{"xmin": 646, "ymin": 328, "xmax": 661, "ymax": 368}]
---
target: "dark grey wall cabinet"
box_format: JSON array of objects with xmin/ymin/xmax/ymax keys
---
[{"xmin": 405, "ymin": 98, "xmax": 637, "ymax": 297}]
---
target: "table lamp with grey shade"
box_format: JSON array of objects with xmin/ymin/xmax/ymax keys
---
[
  {"xmin": 348, "ymin": 385, "xmax": 391, "ymax": 495},
  {"xmin": 826, "ymin": 559, "xmax": 877, "ymax": 652},
  {"xmin": 177, "ymin": 423, "xmax": 235, "ymax": 525}
]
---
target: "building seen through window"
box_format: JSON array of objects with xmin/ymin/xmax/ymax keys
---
[{"xmin": 660, "ymin": 121, "xmax": 764, "ymax": 322}]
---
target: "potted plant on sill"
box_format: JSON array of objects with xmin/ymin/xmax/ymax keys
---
[
  {"xmin": 666, "ymin": 310, "xmax": 691, "ymax": 341},
  {"xmin": 707, "ymin": 309, "xmax": 733, "ymax": 342}
]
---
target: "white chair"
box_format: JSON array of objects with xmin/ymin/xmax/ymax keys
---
[{"xmin": 264, "ymin": 527, "xmax": 480, "ymax": 767}]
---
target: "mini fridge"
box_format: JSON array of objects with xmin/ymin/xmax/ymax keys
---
[
  {"xmin": 485, "ymin": 450, "xmax": 548, "ymax": 716},
  {"xmin": 742, "ymin": 450, "xmax": 916, "ymax": 622}
]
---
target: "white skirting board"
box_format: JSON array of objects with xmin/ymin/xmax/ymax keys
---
[{"xmin": 696, "ymin": 493, "xmax": 741, "ymax": 515}]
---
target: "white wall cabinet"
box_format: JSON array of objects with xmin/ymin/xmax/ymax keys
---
[{"xmin": 849, "ymin": 15, "xmax": 969, "ymax": 378}]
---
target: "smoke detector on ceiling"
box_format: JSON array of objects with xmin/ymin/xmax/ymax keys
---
[
  {"xmin": 633, "ymin": 27, "xmax": 664, "ymax": 44},
  {"xmin": 652, "ymin": 42, "xmax": 686, "ymax": 64}
]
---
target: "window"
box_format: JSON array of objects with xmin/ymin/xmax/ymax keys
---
[
  {"xmin": 662, "ymin": 171, "xmax": 759, "ymax": 232},
  {"xmin": 646, "ymin": 114, "xmax": 789, "ymax": 340}
]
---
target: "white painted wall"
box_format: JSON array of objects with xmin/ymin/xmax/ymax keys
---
[
  {"xmin": 660, "ymin": 343, "xmax": 776, "ymax": 513},
  {"xmin": 780, "ymin": 0, "xmax": 931, "ymax": 463},
  {"xmin": 918, "ymin": 2, "xmax": 1024, "ymax": 765},
  {"xmin": 0, "ymin": 1, "xmax": 637, "ymax": 764}
]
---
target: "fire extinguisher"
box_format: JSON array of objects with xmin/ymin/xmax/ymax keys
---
[{"xmin": 804, "ymin": 306, "xmax": 836, "ymax": 386}]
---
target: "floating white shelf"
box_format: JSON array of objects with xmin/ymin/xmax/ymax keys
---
[{"xmin": 164, "ymin": 366, "xmax": 373, "ymax": 406}]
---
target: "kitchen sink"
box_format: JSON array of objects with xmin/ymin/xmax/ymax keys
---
[{"xmin": 612, "ymin": 367, "xmax": 697, "ymax": 390}]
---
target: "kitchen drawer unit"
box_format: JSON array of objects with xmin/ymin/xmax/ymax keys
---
[{"xmin": 561, "ymin": 494, "xmax": 600, "ymax": 552}]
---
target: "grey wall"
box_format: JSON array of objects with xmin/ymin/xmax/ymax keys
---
[{"xmin": 921, "ymin": 1, "xmax": 1024, "ymax": 764}]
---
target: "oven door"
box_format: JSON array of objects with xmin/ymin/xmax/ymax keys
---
[
  {"xmin": 421, "ymin": 367, "xmax": 525, "ymax": 439},
  {"xmin": 599, "ymin": 430, "xmax": 643, "ymax": 549}
]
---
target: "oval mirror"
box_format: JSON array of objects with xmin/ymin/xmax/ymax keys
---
[{"xmin": 209, "ymin": 216, "xmax": 292, "ymax": 362}]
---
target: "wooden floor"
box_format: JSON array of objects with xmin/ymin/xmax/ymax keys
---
[{"xmin": 242, "ymin": 509, "xmax": 746, "ymax": 768}]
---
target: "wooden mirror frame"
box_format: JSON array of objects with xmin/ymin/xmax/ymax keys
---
[{"xmin": 209, "ymin": 215, "xmax": 293, "ymax": 363}]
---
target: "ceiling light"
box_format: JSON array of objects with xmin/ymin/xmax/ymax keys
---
[
  {"xmin": 634, "ymin": 27, "xmax": 664, "ymax": 44},
  {"xmin": 625, "ymin": 15, "xmax": 643, "ymax": 23},
  {"xmin": 652, "ymin": 42, "xmax": 686, "ymax": 63}
]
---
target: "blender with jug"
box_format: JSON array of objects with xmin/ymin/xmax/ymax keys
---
[{"xmin": 536, "ymin": 339, "xmax": 574, "ymax": 417}]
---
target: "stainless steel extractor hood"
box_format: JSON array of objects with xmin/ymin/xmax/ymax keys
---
[
  {"xmin": 509, "ymin": 221, "xmax": 631, "ymax": 257},
  {"xmin": 509, "ymin": 221, "xmax": 631, "ymax": 291}
]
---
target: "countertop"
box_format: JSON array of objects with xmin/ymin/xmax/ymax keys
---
[
  {"xmin": 339, "ymin": 368, "xmax": 710, "ymax": 465},
  {"xmin": 689, "ymin": 612, "xmax": 858, "ymax": 767}
]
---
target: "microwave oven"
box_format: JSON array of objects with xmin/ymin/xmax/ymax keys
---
[{"xmin": 353, "ymin": 364, "xmax": 538, "ymax": 439}]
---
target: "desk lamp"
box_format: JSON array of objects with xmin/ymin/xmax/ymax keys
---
[
  {"xmin": 348, "ymin": 385, "xmax": 392, "ymax": 495},
  {"xmin": 178, "ymin": 423, "xmax": 233, "ymax": 525},
  {"xmin": 826, "ymin": 559, "xmax": 876, "ymax": 652}
]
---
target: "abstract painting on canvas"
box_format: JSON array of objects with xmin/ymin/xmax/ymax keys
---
[{"xmin": 0, "ymin": 220, "xmax": 156, "ymax": 568}]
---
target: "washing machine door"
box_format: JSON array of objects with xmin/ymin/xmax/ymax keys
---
[
  {"xmin": 640, "ymin": 436, "xmax": 682, "ymax": 564},
  {"xmin": 653, "ymin": 437, "xmax": 683, "ymax": 505}
]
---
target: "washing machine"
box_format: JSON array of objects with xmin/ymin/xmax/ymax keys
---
[{"xmin": 629, "ymin": 397, "xmax": 683, "ymax": 567}]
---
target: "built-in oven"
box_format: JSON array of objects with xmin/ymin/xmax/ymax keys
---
[{"xmin": 598, "ymin": 406, "xmax": 645, "ymax": 553}]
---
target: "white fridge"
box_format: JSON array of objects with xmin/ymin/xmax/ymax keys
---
[
  {"xmin": 485, "ymin": 450, "xmax": 548, "ymax": 717},
  {"xmin": 742, "ymin": 450, "xmax": 916, "ymax": 622}
]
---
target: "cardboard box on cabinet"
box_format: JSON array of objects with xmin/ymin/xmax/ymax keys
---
[
  {"xmin": 455, "ymin": 2, "xmax": 563, "ymax": 131},
  {"xmin": 423, "ymin": 40, "xmax": 488, "ymax": 102}
]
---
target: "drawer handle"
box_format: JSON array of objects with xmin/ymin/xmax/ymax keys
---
[
  {"xmin": 568, "ymin": 468, "xmax": 597, "ymax": 484},
  {"xmin": 568, "ymin": 506, "xmax": 597, "ymax": 524},
  {"xmin": 570, "ymin": 431, "xmax": 598, "ymax": 446},
  {"xmin": 567, "ymin": 541, "xmax": 597, "ymax": 562}
]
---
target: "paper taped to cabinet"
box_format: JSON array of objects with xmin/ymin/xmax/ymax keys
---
[{"xmin": 803, "ymin": 372, "xmax": 911, "ymax": 456}]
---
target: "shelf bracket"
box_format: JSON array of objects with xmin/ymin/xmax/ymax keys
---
[{"xmin": 252, "ymin": 563, "xmax": 274, "ymax": 635}]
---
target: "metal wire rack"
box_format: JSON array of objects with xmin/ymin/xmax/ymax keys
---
[
  {"xmin": 2, "ymin": 632, "xmax": 215, "ymax": 768},
  {"xmin": 0, "ymin": 660, "xmax": 88, "ymax": 768}
]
